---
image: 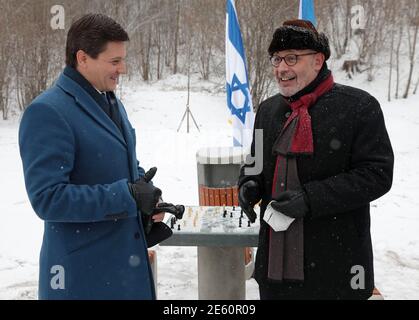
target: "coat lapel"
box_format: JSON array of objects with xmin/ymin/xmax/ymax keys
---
[
  {"xmin": 116, "ymin": 99, "xmax": 138, "ymax": 181},
  {"xmin": 56, "ymin": 73, "xmax": 127, "ymax": 147}
]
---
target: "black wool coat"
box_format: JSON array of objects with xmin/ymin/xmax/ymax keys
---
[{"xmin": 239, "ymin": 83, "xmax": 394, "ymax": 299}]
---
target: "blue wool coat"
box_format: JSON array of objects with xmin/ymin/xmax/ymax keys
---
[{"xmin": 19, "ymin": 71, "xmax": 155, "ymax": 300}]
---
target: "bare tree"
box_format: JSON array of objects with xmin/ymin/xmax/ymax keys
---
[
  {"xmin": 9, "ymin": 0, "xmax": 56, "ymax": 111},
  {"xmin": 173, "ymin": 1, "xmax": 181, "ymax": 75},
  {"xmin": 0, "ymin": 0, "xmax": 13, "ymax": 119},
  {"xmin": 413, "ymin": 76, "xmax": 419, "ymax": 94},
  {"xmin": 2, "ymin": 0, "xmax": 418, "ymax": 120},
  {"xmin": 188, "ymin": 0, "xmax": 224, "ymax": 80},
  {"xmin": 388, "ymin": 27, "xmax": 395, "ymax": 102},
  {"xmin": 357, "ymin": 1, "xmax": 387, "ymax": 80},
  {"xmin": 386, "ymin": 1, "xmax": 399, "ymax": 102},
  {"xmin": 238, "ymin": 0, "xmax": 294, "ymax": 110},
  {"xmin": 395, "ymin": 23, "xmax": 404, "ymax": 99},
  {"xmin": 120, "ymin": 0, "xmax": 164, "ymax": 81},
  {"xmin": 403, "ymin": 0, "xmax": 419, "ymax": 99},
  {"xmin": 320, "ymin": 0, "xmax": 353, "ymax": 59},
  {"xmin": 137, "ymin": 26, "xmax": 153, "ymax": 81}
]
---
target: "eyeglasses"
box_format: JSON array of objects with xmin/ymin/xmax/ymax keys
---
[{"xmin": 270, "ymin": 52, "xmax": 318, "ymax": 67}]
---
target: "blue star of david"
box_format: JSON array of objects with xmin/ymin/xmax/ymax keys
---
[{"xmin": 227, "ymin": 74, "xmax": 251, "ymax": 124}]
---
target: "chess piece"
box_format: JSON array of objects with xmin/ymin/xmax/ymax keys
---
[
  {"xmin": 240, "ymin": 210, "xmax": 243, "ymax": 218},
  {"xmin": 248, "ymin": 220, "xmax": 251, "ymax": 227},
  {"xmin": 223, "ymin": 210, "xmax": 227, "ymax": 218},
  {"xmin": 177, "ymin": 224, "xmax": 181, "ymax": 231}
]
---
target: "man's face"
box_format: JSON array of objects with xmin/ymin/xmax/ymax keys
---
[
  {"xmin": 272, "ymin": 49, "xmax": 324, "ymax": 97},
  {"xmin": 76, "ymin": 41, "xmax": 127, "ymax": 92}
]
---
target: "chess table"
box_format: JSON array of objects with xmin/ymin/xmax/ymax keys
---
[{"xmin": 160, "ymin": 206, "xmax": 260, "ymax": 300}]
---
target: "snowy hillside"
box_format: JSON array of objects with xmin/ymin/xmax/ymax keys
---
[{"xmin": 0, "ymin": 71, "xmax": 418, "ymax": 300}]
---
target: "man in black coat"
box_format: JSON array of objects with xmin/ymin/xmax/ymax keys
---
[{"xmin": 238, "ymin": 19, "xmax": 394, "ymax": 300}]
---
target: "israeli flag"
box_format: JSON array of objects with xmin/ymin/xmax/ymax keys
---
[
  {"xmin": 298, "ymin": 0, "xmax": 317, "ymax": 26},
  {"xmin": 226, "ymin": 0, "xmax": 254, "ymax": 148}
]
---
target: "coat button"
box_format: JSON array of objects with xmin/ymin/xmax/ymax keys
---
[
  {"xmin": 285, "ymin": 112, "xmax": 291, "ymax": 118},
  {"xmin": 134, "ymin": 232, "xmax": 141, "ymax": 239}
]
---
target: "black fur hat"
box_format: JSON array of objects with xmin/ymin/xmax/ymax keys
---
[{"xmin": 268, "ymin": 19, "xmax": 330, "ymax": 61}]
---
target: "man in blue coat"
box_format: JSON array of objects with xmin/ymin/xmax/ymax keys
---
[{"xmin": 19, "ymin": 14, "xmax": 166, "ymax": 299}]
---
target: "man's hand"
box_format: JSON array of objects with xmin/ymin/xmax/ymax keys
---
[
  {"xmin": 152, "ymin": 212, "xmax": 165, "ymax": 223},
  {"xmin": 128, "ymin": 167, "xmax": 162, "ymax": 216},
  {"xmin": 271, "ymin": 189, "xmax": 309, "ymax": 218},
  {"xmin": 238, "ymin": 180, "xmax": 261, "ymax": 223}
]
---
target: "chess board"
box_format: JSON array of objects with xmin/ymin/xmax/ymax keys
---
[{"xmin": 161, "ymin": 206, "xmax": 260, "ymax": 247}]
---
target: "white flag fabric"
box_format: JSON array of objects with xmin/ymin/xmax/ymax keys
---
[{"xmin": 226, "ymin": 0, "xmax": 254, "ymax": 148}]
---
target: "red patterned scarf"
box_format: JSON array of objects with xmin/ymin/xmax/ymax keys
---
[{"xmin": 284, "ymin": 73, "xmax": 335, "ymax": 154}]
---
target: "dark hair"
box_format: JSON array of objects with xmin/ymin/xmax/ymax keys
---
[{"xmin": 66, "ymin": 14, "xmax": 129, "ymax": 68}]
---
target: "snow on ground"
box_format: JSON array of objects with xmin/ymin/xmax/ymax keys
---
[{"xmin": 0, "ymin": 71, "xmax": 418, "ymax": 299}]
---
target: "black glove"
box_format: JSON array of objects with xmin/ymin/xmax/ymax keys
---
[
  {"xmin": 145, "ymin": 203, "xmax": 185, "ymax": 247},
  {"xmin": 145, "ymin": 222, "xmax": 173, "ymax": 248},
  {"xmin": 238, "ymin": 180, "xmax": 261, "ymax": 223},
  {"xmin": 271, "ymin": 189, "xmax": 309, "ymax": 218},
  {"xmin": 153, "ymin": 202, "xmax": 185, "ymax": 220},
  {"xmin": 128, "ymin": 166, "xmax": 162, "ymax": 217}
]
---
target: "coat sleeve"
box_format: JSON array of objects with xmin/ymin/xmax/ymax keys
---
[
  {"xmin": 303, "ymin": 95, "xmax": 394, "ymax": 218},
  {"xmin": 19, "ymin": 102, "xmax": 138, "ymax": 223}
]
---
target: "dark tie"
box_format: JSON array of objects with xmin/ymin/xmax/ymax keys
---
[
  {"xmin": 97, "ymin": 92, "xmax": 111, "ymax": 117},
  {"xmin": 104, "ymin": 92, "xmax": 123, "ymax": 134}
]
